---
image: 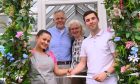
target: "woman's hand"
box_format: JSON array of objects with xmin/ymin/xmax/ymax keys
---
[{"xmin": 67, "ymin": 68, "xmax": 73, "ymax": 76}]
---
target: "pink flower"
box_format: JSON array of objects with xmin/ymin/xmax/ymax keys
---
[
  {"xmin": 125, "ymin": 41, "xmax": 134, "ymax": 49},
  {"xmin": 15, "ymin": 31, "xmax": 23, "ymax": 38},
  {"xmin": 121, "ymin": 66, "xmax": 126, "ymax": 73},
  {"xmin": 121, "ymin": 65, "xmax": 130, "ymax": 73},
  {"xmin": 107, "ymin": 27, "xmax": 114, "ymax": 32}
]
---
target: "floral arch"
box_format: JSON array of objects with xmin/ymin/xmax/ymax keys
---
[
  {"xmin": 0, "ymin": 0, "xmax": 34, "ymax": 83},
  {"xmin": 105, "ymin": 0, "xmax": 140, "ymax": 83},
  {"xmin": 0, "ymin": 0, "xmax": 140, "ymax": 84}
]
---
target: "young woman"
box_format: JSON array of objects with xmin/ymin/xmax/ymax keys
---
[{"xmin": 30, "ymin": 30, "xmax": 68, "ymax": 84}]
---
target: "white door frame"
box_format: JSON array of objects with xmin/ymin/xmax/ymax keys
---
[{"xmin": 37, "ymin": 0, "xmax": 107, "ymax": 32}]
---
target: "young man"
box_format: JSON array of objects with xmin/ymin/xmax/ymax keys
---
[
  {"xmin": 47, "ymin": 10, "xmax": 71, "ymax": 84},
  {"xmin": 70, "ymin": 10, "xmax": 117, "ymax": 84}
]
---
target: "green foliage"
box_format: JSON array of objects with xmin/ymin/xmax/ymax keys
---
[
  {"xmin": 0, "ymin": 0, "xmax": 34, "ymax": 83},
  {"xmin": 104, "ymin": 0, "xmax": 140, "ymax": 84}
]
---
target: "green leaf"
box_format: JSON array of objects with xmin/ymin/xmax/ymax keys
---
[
  {"xmin": 16, "ymin": 16, "xmax": 22, "ymax": 21},
  {"xmin": 136, "ymin": 22, "xmax": 140, "ymax": 28},
  {"xmin": 0, "ymin": 53, "xmax": 2, "ymax": 57},
  {"xmin": 137, "ymin": 80, "xmax": 140, "ymax": 84},
  {"xmin": 23, "ymin": 17, "xmax": 28, "ymax": 21},
  {"xmin": 130, "ymin": 0, "xmax": 135, "ymax": 5},
  {"xmin": 128, "ymin": 76, "xmax": 136, "ymax": 84},
  {"xmin": 126, "ymin": 32, "xmax": 131, "ymax": 38},
  {"xmin": 135, "ymin": 35, "xmax": 140, "ymax": 41}
]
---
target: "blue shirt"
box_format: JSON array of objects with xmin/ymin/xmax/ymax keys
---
[{"xmin": 47, "ymin": 26, "xmax": 72, "ymax": 61}]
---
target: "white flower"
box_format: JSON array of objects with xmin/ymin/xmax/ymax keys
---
[
  {"xmin": 15, "ymin": 76, "xmax": 23, "ymax": 83},
  {"xmin": 111, "ymin": 7, "xmax": 124, "ymax": 19},
  {"xmin": 128, "ymin": 55, "xmax": 140, "ymax": 63},
  {"xmin": 129, "ymin": 72, "xmax": 140, "ymax": 77}
]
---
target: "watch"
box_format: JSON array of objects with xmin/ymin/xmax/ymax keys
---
[{"xmin": 104, "ymin": 71, "xmax": 111, "ymax": 77}]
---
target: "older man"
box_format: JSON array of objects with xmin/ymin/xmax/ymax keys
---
[{"xmin": 47, "ymin": 10, "xmax": 71, "ymax": 84}]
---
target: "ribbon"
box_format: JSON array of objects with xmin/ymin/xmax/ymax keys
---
[{"xmin": 66, "ymin": 75, "xmax": 92, "ymax": 79}]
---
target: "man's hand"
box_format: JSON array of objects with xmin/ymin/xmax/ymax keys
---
[{"xmin": 93, "ymin": 72, "xmax": 107, "ymax": 82}]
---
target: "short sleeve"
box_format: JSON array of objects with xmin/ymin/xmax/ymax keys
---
[
  {"xmin": 108, "ymin": 40, "xmax": 115, "ymax": 53},
  {"xmin": 108, "ymin": 33, "xmax": 116, "ymax": 53},
  {"xmin": 47, "ymin": 51, "xmax": 57, "ymax": 64},
  {"xmin": 80, "ymin": 40, "xmax": 87, "ymax": 57}
]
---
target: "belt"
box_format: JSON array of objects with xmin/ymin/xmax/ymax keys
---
[{"xmin": 57, "ymin": 61, "xmax": 71, "ymax": 65}]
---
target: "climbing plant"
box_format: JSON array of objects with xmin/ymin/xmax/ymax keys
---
[
  {"xmin": 104, "ymin": 0, "xmax": 140, "ymax": 84},
  {"xmin": 0, "ymin": 0, "xmax": 35, "ymax": 83}
]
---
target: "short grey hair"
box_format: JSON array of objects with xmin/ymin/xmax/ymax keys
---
[
  {"xmin": 54, "ymin": 10, "xmax": 65, "ymax": 15},
  {"xmin": 53, "ymin": 10, "xmax": 66, "ymax": 19}
]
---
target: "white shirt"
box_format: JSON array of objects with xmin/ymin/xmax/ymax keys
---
[{"xmin": 80, "ymin": 29, "xmax": 117, "ymax": 84}]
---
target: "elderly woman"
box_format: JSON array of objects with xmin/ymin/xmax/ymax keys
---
[{"xmin": 67, "ymin": 19, "xmax": 86, "ymax": 84}]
